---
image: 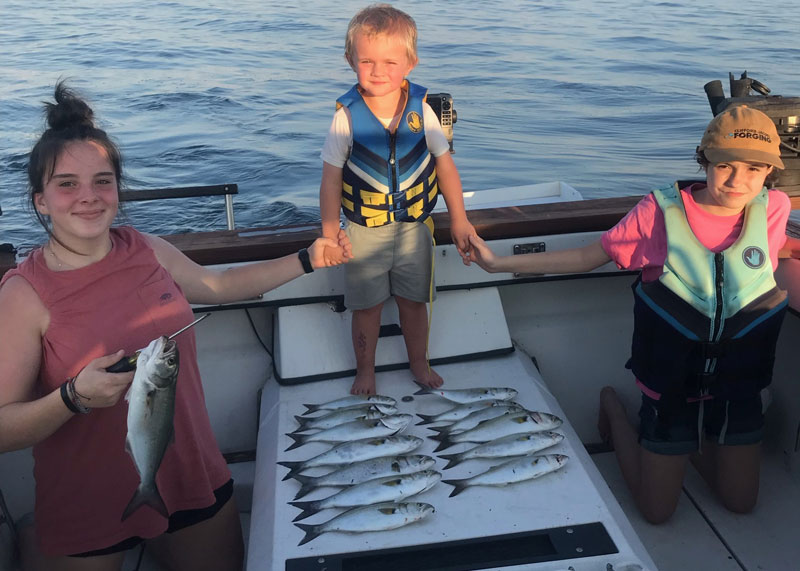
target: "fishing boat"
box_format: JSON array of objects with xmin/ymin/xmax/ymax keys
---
[{"xmin": 2, "ymin": 78, "xmax": 800, "ymax": 570}]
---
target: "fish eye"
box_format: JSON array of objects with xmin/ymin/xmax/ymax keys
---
[{"xmin": 167, "ymin": 357, "xmax": 175, "ymax": 366}]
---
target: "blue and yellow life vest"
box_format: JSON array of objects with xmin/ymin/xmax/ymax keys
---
[
  {"xmin": 629, "ymin": 183, "xmax": 787, "ymax": 400},
  {"xmin": 337, "ymin": 80, "xmax": 438, "ymax": 234}
]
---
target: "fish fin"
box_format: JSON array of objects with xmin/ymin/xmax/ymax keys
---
[
  {"xmin": 284, "ymin": 433, "xmax": 306, "ymax": 452},
  {"xmin": 302, "ymin": 403, "xmax": 319, "ymax": 414},
  {"xmin": 294, "ymin": 522, "xmax": 320, "ymax": 546},
  {"xmin": 291, "ymin": 474, "xmax": 316, "ymax": 500},
  {"xmin": 293, "ymin": 415, "xmax": 308, "ymax": 428},
  {"xmin": 121, "ymin": 482, "xmax": 168, "ymax": 521},
  {"xmin": 293, "ymin": 484, "xmax": 315, "ymax": 501},
  {"xmin": 413, "ymin": 388, "xmax": 429, "ymax": 396},
  {"xmin": 426, "ymin": 425, "xmax": 449, "ymax": 434},
  {"xmin": 433, "ymin": 437, "xmax": 453, "ymax": 453},
  {"xmin": 428, "ymin": 432, "xmax": 446, "ymax": 442},
  {"xmin": 277, "ymin": 461, "xmax": 303, "ymax": 481},
  {"xmin": 442, "ymin": 479, "xmax": 468, "ymax": 498},
  {"xmin": 288, "ymin": 501, "xmax": 316, "ymax": 522},
  {"xmin": 438, "ymin": 454, "xmax": 462, "ymax": 470},
  {"xmin": 415, "ymin": 413, "xmax": 434, "ymax": 425}
]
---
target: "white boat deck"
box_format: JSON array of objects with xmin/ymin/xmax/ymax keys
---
[{"xmin": 248, "ymin": 353, "xmax": 654, "ymax": 571}]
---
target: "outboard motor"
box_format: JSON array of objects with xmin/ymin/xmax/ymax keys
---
[{"xmin": 704, "ymin": 72, "xmax": 800, "ymax": 194}]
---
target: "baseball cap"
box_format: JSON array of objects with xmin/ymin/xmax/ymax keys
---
[{"xmin": 698, "ymin": 105, "xmax": 784, "ymax": 169}]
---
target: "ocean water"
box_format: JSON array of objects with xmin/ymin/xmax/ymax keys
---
[{"xmin": 2, "ymin": 0, "xmax": 798, "ymax": 252}]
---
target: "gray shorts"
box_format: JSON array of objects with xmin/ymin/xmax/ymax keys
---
[{"xmin": 344, "ymin": 220, "xmax": 435, "ymax": 310}]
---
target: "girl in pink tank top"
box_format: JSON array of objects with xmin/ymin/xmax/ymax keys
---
[{"xmin": 0, "ymin": 82, "xmax": 351, "ymax": 568}]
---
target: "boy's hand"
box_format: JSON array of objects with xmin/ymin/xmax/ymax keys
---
[
  {"xmin": 468, "ymin": 234, "xmax": 498, "ymax": 272},
  {"xmin": 450, "ymin": 219, "xmax": 478, "ymax": 265}
]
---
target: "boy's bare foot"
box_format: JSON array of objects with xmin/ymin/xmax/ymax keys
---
[
  {"xmin": 351, "ymin": 372, "xmax": 376, "ymax": 395},
  {"xmin": 598, "ymin": 386, "xmax": 627, "ymax": 448},
  {"xmin": 410, "ymin": 360, "xmax": 443, "ymax": 389}
]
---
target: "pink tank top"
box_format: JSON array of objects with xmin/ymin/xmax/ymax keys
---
[{"xmin": 1, "ymin": 227, "xmax": 230, "ymax": 555}]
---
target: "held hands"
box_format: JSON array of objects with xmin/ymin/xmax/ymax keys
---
[
  {"xmin": 467, "ymin": 234, "xmax": 499, "ymax": 272},
  {"xmin": 450, "ymin": 219, "xmax": 478, "ymax": 266},
  {"xmin": 311, "ymin": 228, "xmax": 353, "ymax": 268},
  {"xmin": 72, "ymin": 350, "xmax": 135, "ymax": 410}
]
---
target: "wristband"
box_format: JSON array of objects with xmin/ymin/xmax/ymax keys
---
[
  {"xmin": 298, "ymin": 248, "xmax": 314, "ymax": 274},
  {"xmin": 60, "ymin": 380, "xmax": 82, "ymax": 414}
]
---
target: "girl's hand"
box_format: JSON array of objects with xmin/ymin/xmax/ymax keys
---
[
  {"xmin": 310, "ymin": 235, "xmax": 351, "ymax": 268},
  {"xmin": 72, "ymin": 350, "xmax": 135, "ymax": 409},
  {"xmin": 468, "ymin": 234, "xmax": 498, "ymax": 272}
]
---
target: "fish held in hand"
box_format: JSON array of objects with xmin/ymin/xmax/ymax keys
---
[
  {"xmin": 284, "ymin": 414, "xmax": 413, "ymax": 451},
  {"xmin": 294, "ymin": 502, "xmax": 435, "ymax": 546},
  {"xmin": 122, "ymin": 336, "xmax": 180, "ymax": 521},
  {"xmin": 439, "ymin": 431, "xmax": 564, "ymax": 470},
  {"xmin": 413, "ymin": 384, "xmax": 518, "ymax": 404},
  {"xmin": 278, "ymin": 435, "xmax": 424, "ymax": 480},
  {"xmin": 442, "ymin": 454, "xmax": 568, "ymax": 497},
  {"xmin": 290, "ymin": 469, "xmax": 441, "ymax": 521},
  {"xmin": 290, "ymin": 454, "xmax": 436, "ymax": 500}
]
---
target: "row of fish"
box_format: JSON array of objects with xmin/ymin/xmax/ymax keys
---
[{"xmin": 280, "ymin": 387, "xmax": 569, "ymax": 545}]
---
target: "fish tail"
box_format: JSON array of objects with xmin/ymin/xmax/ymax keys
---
[
  {"xmin": 121, "ymin": 482, "xmax": 168, "ymax": 521},
  {"xmin": 413, "ymin": 384, "xmax": 430, "ymax": 396},
  {"xmin": 284, "ymin": 433, "xmax": 307, "ymax": 451},
  {"xmin": 291, "ymin": 474, "xmax": 316, "ymax": 500},
  {"xmin": 302, "ymin": 403, "xmax": 319, "ymax": 414},
  {"xmin": 427, "ymin": 425, "xmax": 449, "ymax": 434},
  {"xmin": 438, "ymin": 453, "xmax": 463, "ymax": 470},
  {"xmin": 442, "ymin": 479, "xmax": 469, "ymax": 498},
  {"xmin": 415, "ymin": 413, "xmax": 435, "ymax": 425},
  {"xmin": 288, "ymin": 500, "xmax": 317, "ymax": 522},
  {"xmin": 295, "ymin": 522, "xmax": 321, "ymax": 546},
  {"xmin": 432, "ymin": 436, "xmax": 453, "ymax": 453},
  {"xmin": 277, "ymin": 461, "xmax": 304, "ymax": 480},
  {"xmin": 293, "ymin": 415, "xmax": 309, "ymax": 428}
]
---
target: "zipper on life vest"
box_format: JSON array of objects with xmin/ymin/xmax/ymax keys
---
[
  {"xmin": 389, "ymin": 131, "xmax": 398, "ymax": 194},
  {"xmin": 712, "ymin": 252, "xmax": 725, "ymax": 342}
]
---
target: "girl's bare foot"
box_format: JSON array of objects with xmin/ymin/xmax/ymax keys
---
[
  {"xmin": 598, "ymin": 386, "xmax": 627, "ymax": 448},
  {"xmin": 351, "ymin": 372, "xmax": 376, "ymax": 395},
  {"xmin": 410, "ymin": 360, "xmax": 443, "ymax": 388}
]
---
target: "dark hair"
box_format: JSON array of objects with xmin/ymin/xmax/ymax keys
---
[
  {"xmin": 695, "ymin": 149, "xmax": 781, "ymax": 188},
  {"xmin": 27, "ymin": 81, "xmax": 123, "ymax": 235}
]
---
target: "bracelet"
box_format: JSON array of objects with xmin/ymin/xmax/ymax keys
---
[
  {"xmin": 60, "ymin": 381, "xmax": 82, "ymax": 414},
  {"xmin": 298, "ymin": 248, "xmax": 314, "ymax": 274},
  {"xmin": 61, "ymin": 377, "xmax": 90, "ymax": 414}
]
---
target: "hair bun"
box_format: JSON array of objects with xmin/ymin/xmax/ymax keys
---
[{"xmin": 45, "ymin": 81, "xmax": 95, "ymax": 132}]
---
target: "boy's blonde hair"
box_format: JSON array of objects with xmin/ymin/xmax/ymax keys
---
[{"xmin": 345, "ymin": 4, "xmax": 418, "ymax": 66}]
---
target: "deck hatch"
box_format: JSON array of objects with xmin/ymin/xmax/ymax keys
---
[{"xmin": 285, "ymin": 521, "xmax": 617, "ymax": 570}]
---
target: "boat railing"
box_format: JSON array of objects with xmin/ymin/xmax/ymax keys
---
[{"xmin": 119, "ymin": 183, "xmax": 239, "ymax": 230}]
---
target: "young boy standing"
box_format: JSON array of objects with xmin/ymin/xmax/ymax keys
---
[{"xmin": 319, "ymin": 4, "xmax": 476, "ymax": 395}]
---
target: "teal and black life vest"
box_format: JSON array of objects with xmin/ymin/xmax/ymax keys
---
[
  {"xmin": 337, "ymin": 80, "xmax": 438, "ymax": 233},
  {"xmin": 629, "ymin": 183, "xmax": 787, "ymax": 400}
]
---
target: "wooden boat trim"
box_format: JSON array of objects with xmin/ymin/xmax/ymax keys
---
[{"xmin": 3, "ymin": 191, "xmax": 800, "ymax": 279}]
